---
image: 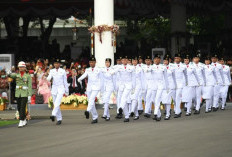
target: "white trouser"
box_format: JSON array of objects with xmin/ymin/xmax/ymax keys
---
[
  {"xmin": 221, "ymin": 85, "xmax": 229, "ymax": 108},
  {"xmin": 205, "ymin": 98, "xmax": 213, "ymax": 112},
  {"xmin": 103, "ymin": 90, "xmax": 113, "ymax": 118},
  {"xmin": 52, "ymin": 94, "xmax": 63, "ymax": 121},
  {"xmin": 118, "ymin": 88, "xmax": 131, "ymax": 119},
  {"xmin": 87, "ymin": 90, "xmax": 99, "ymax": 120},
  {"xmin": 175, "ymin": 88, "xmax": 183, "ymax": 114},
  {"xmin": 213, "ymin": 85, "xmax": 223, "ymax": 108},
  {"xmin": 195, "ymin": 86, "xmax": 203, "ymax": 111},
  {"xmin": 165, "ymin": 104, "xmax": 171, "ymax": 117},
  {"xmin": 145, "ymin": 89, "xmax": 155, "ymax": 114},
  {"xmin": 154, "ymin": 89, "xmax": 163, "ymax": 117},
  {"xmin": 137, "ymin": 90, "xmax": 144, "ymax": 111},
  {"xmin": 131, "ymin": 88, "xmax": 141, "ymax": 117}
]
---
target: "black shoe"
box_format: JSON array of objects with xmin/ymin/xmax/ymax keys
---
[
  {"xmin": 194, "ymin": 110, "xmax": 200, "ymax": 115},
  {"xmin": 134, "ymin": 116, "xmax": 139, "ymax": 120},
  {"xmin": 119, "ymin": 108, "xmax": 123, "ymax": 115},
  {"xmin": 212, "ymin": 107, "xmax": 217, "ymax": 112},
  {"xmin": 220, "ymin": 107, "xmax": 225, "ymax": 110},
  {"xmin": 50, "ymin": 116, "xmax": 55, "ymax": 122},
  {"xmin": 153, "ymin": 115, "xmax": 157, "ymax": 120},
  {"xmin": 138, "ymin": 110, "xmax": 144, "ymax": 115},
  {"xmin": 124, "ymin": 118, "xmax": 129, "ymax": 122},
  {"xmin": 105, "ymin": 117, "xmax": 110, "ymax": 121},
  {"xmin": 163, "ymin": 111, "xmax": 166, "ymax": 115},
  {"xmin": 56, "ymin": 121, "xmax": 62, "ymax": 125},
  {"xmin": 184, "ymin": 107, "xmax": 187, "ymax": 111},
  {"xmin": 185, "ymin": 113, "xmax": 191, "ymax": 116},
  {"xmin": 156, "ymin": 116, "xmax": 161, "ymax": 121},
  {"xmin": 91, "ymin": 119, "xmax": 98, "ymax": 124},
  {"xmin": 85, "ymin": 111, "xmax": 90, "ymax": 119},
  {"xmin": 115, "ymin": 114, "xmax": 123, "ymax": 119},
  {"xmin": 205, "ymin": 111, "xmax": 209, "ymax": 113},
  {"xmin": 193, "ymin": 107, "xmax": 196, "ymax": 111},
  {"xmin": 144, "ymin": 114, "xmax": 151, "ymax": 118},
  {"xmin": 130, "ymin": 112, "xmax": 134, "ymax": 117},
  {"xmin": 174, "ymin": 114, "xmax": 181, "ymax": 118},
  {"xmin": 216, "ymin": 107, "xmax": 219, "ymax": 111},
  {"xmin": 101, "ymin": 116, "xmax": 107, "ymax": 119},
  {"xmin": 164, "ymin": 115, "xmax": 170, "ymax": 120}
]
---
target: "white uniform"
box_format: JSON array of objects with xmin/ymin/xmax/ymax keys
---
[
  {"xmin": 202, "ymin": 64, "xmax": 217, "ymax": 111},
  {"xmin": 47, "ymin": 68, "xmax": 69, "ymax": 121},
  {"xmin": 182, "ymin": 64, "xmax": 200, "ymax": 114},
  {"xmin": 152, "ymin": 64, "xmax": 169, "ymax": 118},
  {"xmin": 173, "ymin": 63, "xmax": 188, "ymax": 115},
  {"xmin": 192, "ymin": 62, "xmax": 205, "ymax": 111},
  {"xmin": 142, "ymin": 64, "xmax": 156, "ymax": 115},
  {"xmin": 162, "ymin": 64, "xmax": 177, "ymax": 117},
  {"xmin": 211, "ymin": 62, "xmax": 225, "ymax": 108},
  {"xmin": 113, "ymin": 64, "xmax": 122, "ymax": 114},
  {"xmin": 115, "ymin": 64, "xmax": 135, "ymax": 119},
  {"xmin": 137, "ymin": 63, "xmax": 146, "ymax": 111},
  {"xmin": 130, "ymin": 64, "xmax": 145, "ymax": 117},
  {"xmin": 78, "ymin": 67, "xmax": 103, "ymax": 120},
  {"xmin": 101, "ymin": 67, "xmax": 115, "ymax": 118},
  {"xmin": 221, "ymin": 65, "xmax": 231, "ymax": 108}
]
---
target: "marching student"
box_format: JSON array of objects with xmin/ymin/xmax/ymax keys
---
[
  {"xmin": 78, "ymin": 56, "xmax": 103, "ymax": 124},
  {"xmin": 101, "ymin": 58, "xmax": 115, "ymax": 121},
  {"xmin": 182, "ymin": 55, "xmax": 200, "ymax": 116},
  {"xmin": 202, "ymin": 57, "xmax": 217, "ymax": 113},
  {"xmin": 173, "ymin": 53, "xmax": 188, "ymax": 118},
  {"xmin": 137, "ymin": 56, "xmax": 145, "ymax": 114},
  {"xmin": 130, "ymin": 57, "xmax": 145, "ymax": 120},
  {"xmin": 219, "ymin": 58, "xmax": 231, "ymax": 110},
  {"xmin": 115, "ymin": 56, "xmax": 135, "ymax": 122},
  {"xmin": 211, "ymin": 54, "xmax": 225, "ymax": 111},
  {"xmin": 162, "ymin": 55, "xmax": 177, "ymax": 120},
  {"xmin": 142, "ymin": 56, "xmax": 155, "ymax": 118},
  {"xmin": 151, "ymin": 54, "xmax": 169, "ymax": 121},
  {"xmin": 47, "ymin": 59, "xmax": 69, "ymax": 125},
  {"xmin": 192, "ymin": 54, "xmax": 206, "ymax": 114}
]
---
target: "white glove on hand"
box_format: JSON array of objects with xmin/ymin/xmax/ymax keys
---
[
  {"xmin": 28, "ymin": 96, "xmax": 31, "ymax": 104},
  {"xmin": 65, "ymin": 92, "xmax": 69, "ymax": 96},
  {"xmin": 7, "ymin": 70, "xmax": 12, "ymax": 75}
]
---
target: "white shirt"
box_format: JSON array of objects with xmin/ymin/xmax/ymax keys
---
[
  {"xmin": 173, "ymin": 63, "xmax": 188, "ymax": 89},
  {"xmin": 184, "ymin": 64, "xmax": 200, "ymax": 87},
  {"xmin": 211, "ymin": 62, "xmax": 225, "ymax": 85},
  {"xmin": 101, "ymin": 67, "xmax": 115, "ymax": 91},
  {"xmin": 193, "ymin": 62, "xmax": 206, "ymax": 86},
  {"xmin": 78, "ymin": 67, "xmax": 103, "ymax": 91},
  {"xmin": 47, "ymin": 68, "xmax": 69, "ymax": 94},
  {"xmin": 152, "ymin": 64, "xmax": 169, "ymax": 90},
  {"xmin": 203, "ymin": 64, "xmax": 217, "ymax": 86},
  {"xmin": 133, "ymin": 64, "xmax": 145, "ymax": 90},
  {"xmin": 165, "ymin": 64, "xmax": 177, "ymax": 90},
  {"xmin": 142, "ymin": 64, "xmax": 155, "ymax": 90},
  {"xmin": 222, "ymin": 65, "xmax": 231, "ymax": 85}
]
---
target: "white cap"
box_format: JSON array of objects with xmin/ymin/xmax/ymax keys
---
[{"xmin": 18, "ymin": 61, "xmax": 26, "ymax": 67}]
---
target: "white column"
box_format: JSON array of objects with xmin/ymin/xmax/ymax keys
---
[
  {"xmin": 170, "ymin": 2, "xmax": 186, "ymax": 56},
  {"xmin": 94, "ymin": 0, "xmax": 114, "ymax": 67}
]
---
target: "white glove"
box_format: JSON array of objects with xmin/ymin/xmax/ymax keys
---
[
  {"xmin": 78, "ymin": 79, "xmax": 82, "ymax": 84},
  {"xmin": 7, "ymin": 70, "xmax": 12, "ymax": 75},
  {"xmin": 65, "ymin": 92, "xmax": 69, "ymax": 96},
  {"xmin": 28, "ymin": 96, "xmax": 31, "ymax": 104}
]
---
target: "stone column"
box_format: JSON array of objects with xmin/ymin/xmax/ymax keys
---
[
  {"xmin": 94, "ymin": 0, "xmax": 114, "ymax": 67},
  {"xmin": 170, "ymin": 2, "xmax": 186, "ymax": 56}
]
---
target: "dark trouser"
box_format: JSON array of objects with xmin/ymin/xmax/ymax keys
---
[
  {"xmin": 69, "ymin": 87, "xmax": 82, "ymax": 95},
  {"xmin": 17, "ymin": 97, "xmax": 27, "ymax": 120}
]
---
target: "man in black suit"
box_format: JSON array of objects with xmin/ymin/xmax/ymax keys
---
[{"xmin": 68, "ymin": 69, "xmax": 85, "ymax": 95}]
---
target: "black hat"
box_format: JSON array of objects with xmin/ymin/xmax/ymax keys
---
[
  {"xmin": 132, "ymin": 56, "xmax": 138, "ymax": 60},
  {"xmin": 184, "ymin": 54, "xmax": 191, "ymax": 59},
  {"xmin": 138, "ymin": 56, "xmax": 143, "ymax": 60},
  {"xmin": 54, "ymin": 59, "xmax": 60, "ymax": 63},
  {"xmin": 122, "ymin": 56, "xmax": 128, "ymax": 59},
  {"xmin": 145, "ymin": 56, "xmax": 151, "ymax": 60},
  {"xmin": 219, "ymin": 57, "xmax": 224, "ymax": 61},
  {"xmin": 116, "ymin": 56, "xmax": 122, "ymax": 60},
  {"xmin": 163, "ymin": 54, "xmax": 170, "ymax": 61},
  {"xmin": 193, "ymin": 53, "xmax": 201, "ymax": 58},
  {"xmin": 154, "ymin": 54, "xmax": 161, "ymax": 59},
  {"xmin": 204, "ymin": 56, "xmax": 211, "ymax": 60},
  {"xmin": 211, "ymin": 54, "xmax": 218, "ymax": 58},
  {"xmin": 175, "ymin": 53, "xmax": 182, "ymax": 58},
  {"xmin": 90, "ymin": 56, "xmax": 96, "ymax": 61}
]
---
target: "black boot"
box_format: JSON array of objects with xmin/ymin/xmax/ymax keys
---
[
  {"xmin": 124, "ymin": 118, "xmax": 129, "ymax": 122},
  {"xmin": 134, "ymin": 116, "xmax": 139, "ymax": 120},
  {"xmin": 130, "ymin": 112, "xmax": 134, "ymax": 117},
  {"xmin": 194, "ymin": 110, "xmax": 200, "ymax": 115},
  {"xmin": 91, "ymin": 119, "xmax": 98, "ymax": 124},
  {"xmin": 153, "ymin": 115, "xmax": 157, "ymax": 120},
  {"xmin": 56, "ymin": 121, "xmax": 62, "ymax": 125},
  {"xmin": 50, "ymin": 116, "xmax": 55, "ymax": 122}
]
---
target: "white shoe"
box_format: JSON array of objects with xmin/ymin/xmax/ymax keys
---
[
  {"xmin": 22, "ymin": 119, "xmax": 27, "ymax": 126},
  {"xmin": 18, "ymin": 120, "xmax": 24, "ymax": 128}
]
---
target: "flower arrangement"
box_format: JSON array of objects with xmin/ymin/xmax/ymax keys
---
[
  {"xmin": 48, "ymin": 94, "xmax": 88, "ymax": 108},
  {"xmin": 88, "ymin": 24, "xmax": 119, "ymax": 43},
  {"xmin": 0, "ymin": 97, "xmax": 8, "ymax": 105}
]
